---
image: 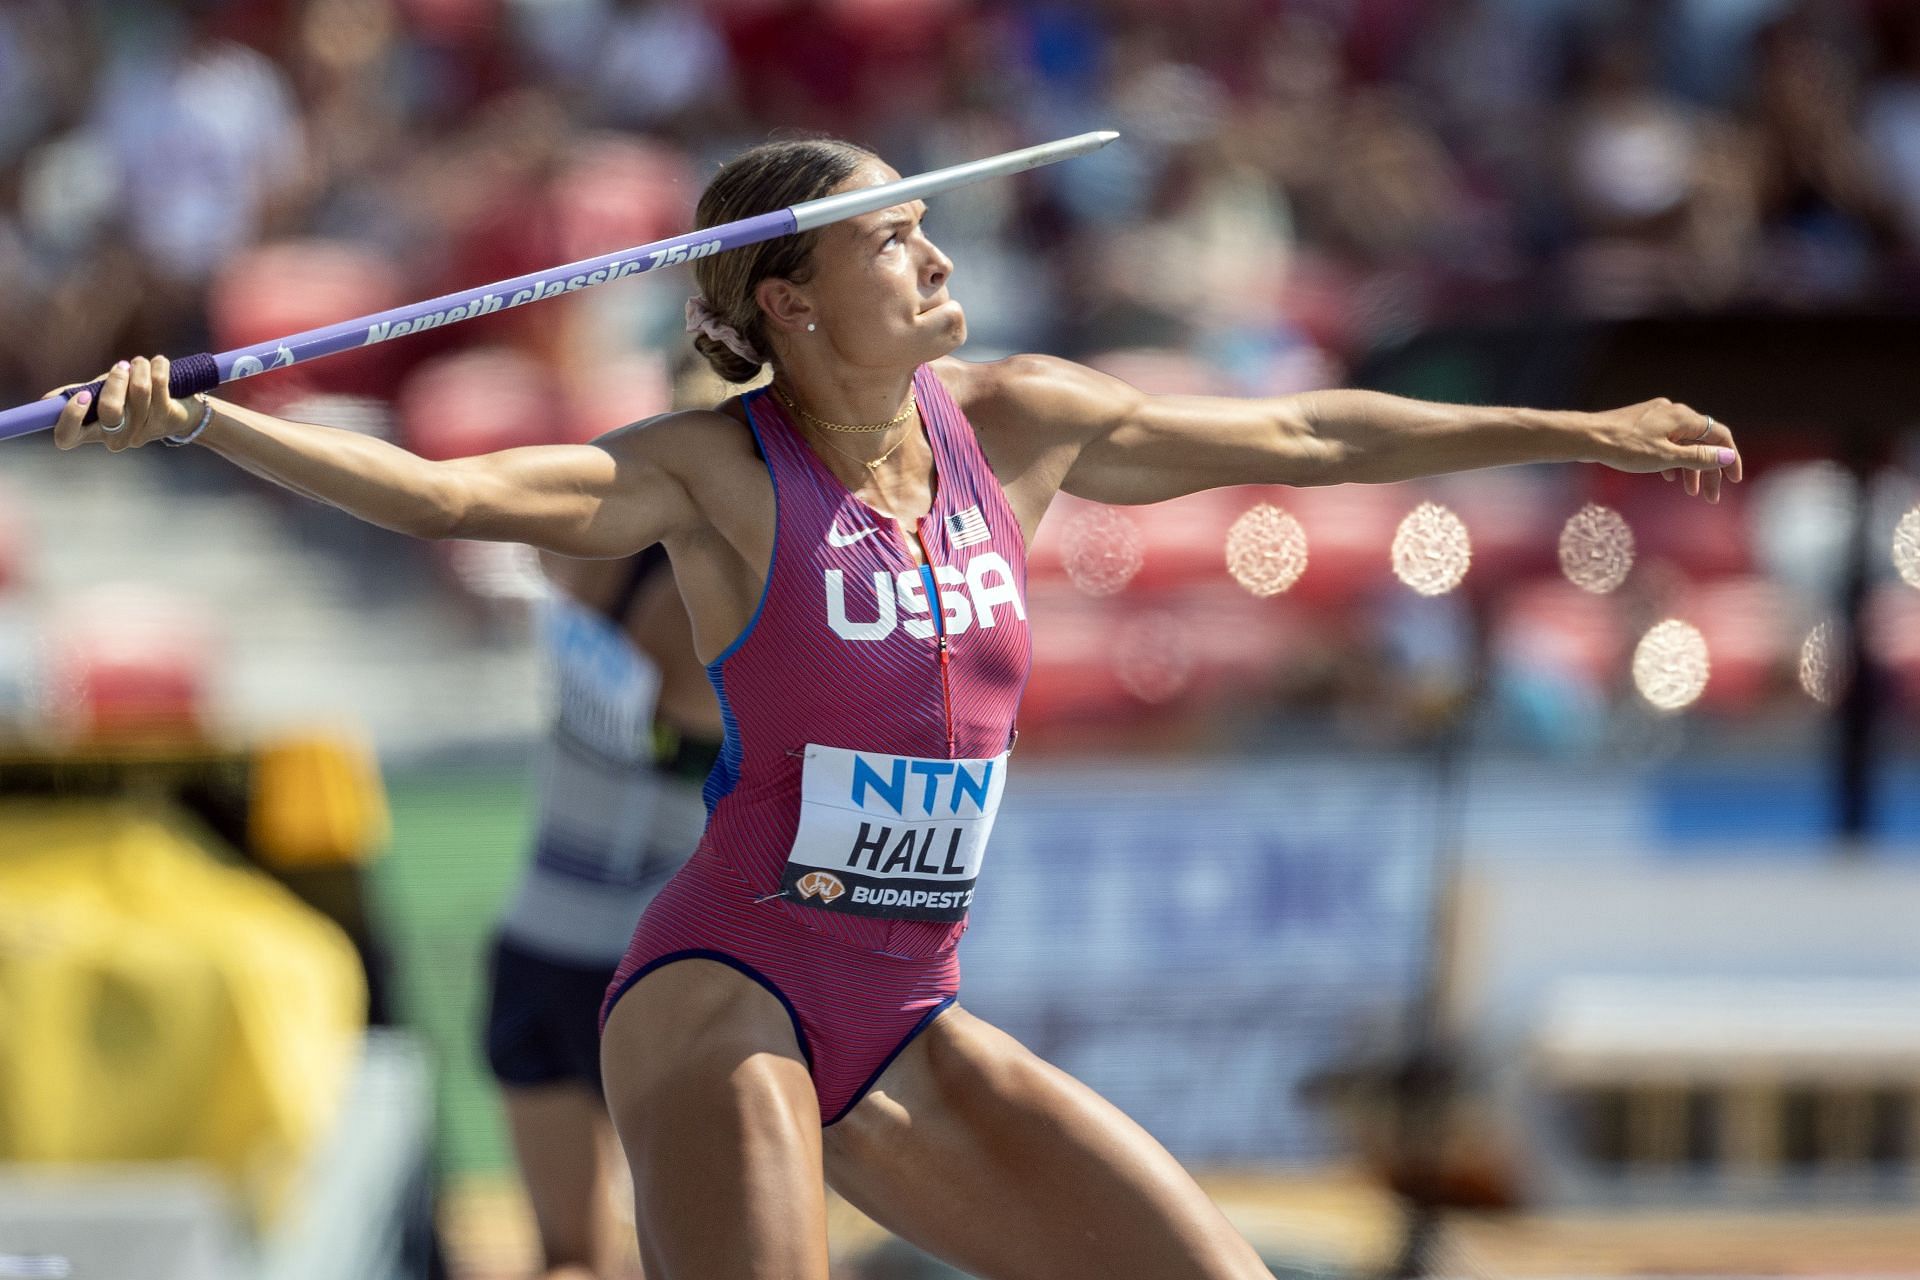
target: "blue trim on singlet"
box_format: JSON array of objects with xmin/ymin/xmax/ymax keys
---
[
  {"xmin": 601, "ymin": 947, "xmax": 815, "ymax": 1068},
  {"xmin": 701, "ymin": 389, "xmax": 779, "ymax": 815},
  {"xmin": 823, "ymin": 995, "xmax": 956, "ymax": 1126}
]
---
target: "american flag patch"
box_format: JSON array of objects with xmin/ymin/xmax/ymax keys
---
[{"xmin": 946, "ymin": 505, "xmax": 991, "ymax": 548}]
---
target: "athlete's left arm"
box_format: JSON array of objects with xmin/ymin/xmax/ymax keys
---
[{"xmin": 992, "ymin": 354, "xmax": 1744, "ymax": 505}]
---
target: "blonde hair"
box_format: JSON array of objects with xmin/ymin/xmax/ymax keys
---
[{"xmin": 689, "ymin": 137, "xmax": 876, "ymax": 382}]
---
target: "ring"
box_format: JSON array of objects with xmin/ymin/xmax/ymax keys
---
[
  {"xmin": 1690, "ymin": 415, "xmax": 1715, "ymax": 444},
  {"xmin": 99, "ymin": 413, "xmax": 127, "ymax": 433}
]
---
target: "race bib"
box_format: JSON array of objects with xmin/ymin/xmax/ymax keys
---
[{"xmin": 782, "ymin": 745, "xmax": 1010, "ymax": 922}]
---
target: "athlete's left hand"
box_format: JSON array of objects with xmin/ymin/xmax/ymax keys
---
[
  {"xmin": 1585, "ymin": 398, "xmax": 1742, "ymax": 503},
  {"xmin": 43, "ymin": 356, "xmax": 196, "ymax": 452}
]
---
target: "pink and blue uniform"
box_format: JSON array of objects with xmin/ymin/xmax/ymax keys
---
[{"xmin": 601, "ymin": 364, "xmax": 1031, "ymax": 1123}]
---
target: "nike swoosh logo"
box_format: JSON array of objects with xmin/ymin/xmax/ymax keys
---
[{"xmin": 826, "ymin": 523, "xmax": 878, "ymax": 548}]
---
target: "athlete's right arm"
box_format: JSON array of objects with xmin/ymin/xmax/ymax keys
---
[
  {"xmin": 200, "ymin": 399, "xmax": 699, "ymax": 557},
  {"xmin": 47, "ymin": 357, "xmax": 698, "ymax": 558}
]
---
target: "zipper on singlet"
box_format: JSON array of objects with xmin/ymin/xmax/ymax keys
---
[{"xmin": 916, "ymin": 518, "xmax": 957, "ymax": 759}]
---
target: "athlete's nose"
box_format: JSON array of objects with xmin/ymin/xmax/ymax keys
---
[{"xmin": 923, "ymin": 240, "xmax": 952, "ymax": 291}]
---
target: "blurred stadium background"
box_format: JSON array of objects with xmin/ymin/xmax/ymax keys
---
[{"xmin": 3, "ymin": 0, "xmax": 1920, "ymax": 1276}]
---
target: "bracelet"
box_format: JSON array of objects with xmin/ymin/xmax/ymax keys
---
[{"xmin": 164, "ymin": 393, "xmax": 216, "ymax": 447}]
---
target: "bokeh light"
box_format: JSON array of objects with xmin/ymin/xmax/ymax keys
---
[
  {"xmin": 1895, "ymin": 505, "xmax": 1920, "ymax": 590},
  {"xmin": 1390, "ymin": 502, "xmax": 1472, "ymax": 596},
  {"xmin": 1798, "ymin": 620, "xmax": 1848, "ymax": 707},
  {"xmin": 1632, "ymin": 619, "xmax": 1711, "ymax": 712},
  {"xmin": 1558, "ymin": 503, "xmax": 1636, "ymax": 594},
  {"xmin": 1060, "ymin": 505, "xmax": 1144, "ymax": 597},
  {"xmin": 1224, "ymin": 503, "xmax": 1309, "ymax": 597},
  {"xmin": 1113, "ymin": 612, "xmax": 1195, "ymax": 703}
]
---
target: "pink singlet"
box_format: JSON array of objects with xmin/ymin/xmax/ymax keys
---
[{"xmin": 601, "ymin": 364, "xmax": 1032, "ymax": 1123}]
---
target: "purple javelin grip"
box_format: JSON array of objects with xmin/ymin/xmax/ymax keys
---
[{"xmin": 0, "ymin": 131, "xmax": 1118, "ymax": 443}]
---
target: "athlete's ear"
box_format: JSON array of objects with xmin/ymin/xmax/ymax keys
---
[{"xmin": 756, "ymin": 277, "xmax": 815, "ymax": 341}]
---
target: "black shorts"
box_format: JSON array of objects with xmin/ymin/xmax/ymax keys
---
[{"xmin": 482, "ymin": 934, "xmax": 619, "ymax": 1094}]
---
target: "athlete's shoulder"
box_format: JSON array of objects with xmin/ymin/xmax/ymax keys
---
[
  {"xmin": 933, "ymin": 352, "xmax": 1126, "ymax": 446},
  {"xmin": 593, "ymin": 402, "xmax": 758, "ymax": 469}
]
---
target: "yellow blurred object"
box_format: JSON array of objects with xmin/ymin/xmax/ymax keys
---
[
  {"xmin": 0, "ymin": 800, "xmax": 367, "ymax": 1222},
  {"xmin": 248, "ymin": 729, "xmax": 391, "ymax": 870}
]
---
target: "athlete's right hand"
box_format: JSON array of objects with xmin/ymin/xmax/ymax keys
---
[{"xmin": 43, "ymin": 356, "xmax": 196, "ymax": 452}]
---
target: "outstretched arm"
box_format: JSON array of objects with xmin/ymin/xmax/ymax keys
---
[
  {"xmin": 48, "ymin": 356, "xmax": 699, "ymax": 557},
  {"xmin": 989, "ymin": 355, "xmax": 1742, "ymax": 505}
]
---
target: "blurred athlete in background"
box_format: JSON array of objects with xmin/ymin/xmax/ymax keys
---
[{"xmin": 483, "ymin": 357, "xmax": 732, "ymax": 1280}]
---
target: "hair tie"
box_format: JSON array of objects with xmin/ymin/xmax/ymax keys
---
[{"xmin": 685, "ymin": 296, "xmax": 762, "ymax": 367}]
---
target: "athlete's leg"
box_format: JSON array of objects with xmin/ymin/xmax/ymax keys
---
[
  {"xmin": 600, "ymin": 957, "xmax": 830, "ymax": 1279},
  {"xmin": 500, "ymin": 1083, "xmax": 626, "ymax": 1279},
  {"xmin": 823, "ymin": 1006, "xmax": 1269, "ymax": 1280},
  {"xmin": 483, "ymin": 938, "xmax": 631, "ymax": 1278}
]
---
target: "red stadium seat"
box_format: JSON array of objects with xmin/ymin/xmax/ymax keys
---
[
  {"xmin": 1685, "ymin": 575, "xmax": 1797, "ymax": 714},
  {"xmin": 1084, "ymin": 348, "xmax": 1233, "ymax": 397},
  {"xmin": 1868, "ymin": 583, "xmax": 1920, "ymax": 714},
  {"xmin": 0, "ymin": 484, "xmax": 26, "ymax": 596},
  {"xmin": 1277, "ymin": 482, "xmax": 1404, "ymax": 604},
  {"xmin": 551, "ymin": 135, "xmax": 699, "ymax": 261},
  {"xmin": 206, "ymin": 240, "xmax": 407, "ymax": 411},
  {"xmin": 559, "ymin": 350, "xmax": 673, "ymax": 445},
  {"xmin": 40, "ymin": 588, "xmax": 214, "ymax": 741},
  {"xmin": 1020, "ymin": 586, "xmax": 1137, "ymax": 729},
  {"xmin": 1612, "ymin": 480, "xmax": 1753, "ymax": 580},
  {"xmin": 1430, "ymin": 469, "xmax": 1563, "ymax": 589},
  {"xmin": 1125, "ymin": 491, "xmax": 1245, "ymax": 592},
  {"xmin": 397, "ymin": 346, "xmax": 562, "ymax": 460}
]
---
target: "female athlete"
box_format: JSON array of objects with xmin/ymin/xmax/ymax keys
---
[{"xmin": 49, "ymin": 136, "xmax": 1740, "ymax": 1279}]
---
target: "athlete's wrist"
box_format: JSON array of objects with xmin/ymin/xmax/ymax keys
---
[{"xmin": 1509, "ymin": 407, "xmax": 1598, "ymax": 464}]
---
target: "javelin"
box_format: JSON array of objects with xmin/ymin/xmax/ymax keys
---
[{"xmin": 0, "ymin": 130, "xmax": 1119, "ymax": 442}]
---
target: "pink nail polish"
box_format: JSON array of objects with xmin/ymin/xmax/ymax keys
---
[
  {"xmin": 114, "ymin": 360, "xmax": 129, "ymax": 372},
  {"xmin": 75, "ymin": 390, "xmax": 91, "ymax": 405},
  {"xmin": 1717, "ymin": 448, "xmax": 1736, "ymax": 466}
]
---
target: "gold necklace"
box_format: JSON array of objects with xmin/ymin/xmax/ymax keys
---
[
  {"xmin": 773, "ymin": 383, "xmax": 917, "ymax": 433},
  {"xmin": 807, "ymin": 421, "xmax": 913, "ymax": 474}
]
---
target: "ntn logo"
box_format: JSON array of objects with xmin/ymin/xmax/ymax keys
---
[
  {"xmin": 826, "ymin": 551, "xmax": 1025, "ymax": 641},
  {"xmin": 851, "ymin": 754, "xmax": 995, "ymax": 816}
]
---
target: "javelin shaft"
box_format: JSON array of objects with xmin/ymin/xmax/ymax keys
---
[{"xmin": 0, "ymin": 130, "xmax": 1117, "ymax": 443}]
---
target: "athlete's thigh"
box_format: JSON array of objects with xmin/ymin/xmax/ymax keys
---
[
  {"xmin": 822, "ymin": 1006, "xmax": 1268, "ymax": 1280},
  {"xmin": 601, "ymin": 957, "xmax": 830, "ymax": 1280}
]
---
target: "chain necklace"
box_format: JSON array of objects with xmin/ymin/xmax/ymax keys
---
[
  {"xmin": 806, "ymin": 420, "xmax": 914, "ymax": 474},
  {"xmin": 773, "ymin": 382, "xmax": 917, "ymax": 433}
]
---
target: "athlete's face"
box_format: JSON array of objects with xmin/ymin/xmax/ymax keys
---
[{"xmin": 791, "ymin": 159, "xmax": 967, "ymax": 364}]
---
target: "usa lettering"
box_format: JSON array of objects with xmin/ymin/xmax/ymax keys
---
[{"xmin": 826, "ymin": 551, "xmax": 1026, "ymax": 641}]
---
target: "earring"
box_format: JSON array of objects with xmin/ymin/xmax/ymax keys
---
[{"xmin": 806, "ymin": 322, "xmax": 816, "ymax": 332}]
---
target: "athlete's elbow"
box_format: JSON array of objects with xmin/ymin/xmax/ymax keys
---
[
  {"xmin": 1262, "ymin": 433, "xmax": 1356, "ymax": 487},
  {"xmin": 415, "ymin": 464, "xmax": 474, "ymax": 541}
]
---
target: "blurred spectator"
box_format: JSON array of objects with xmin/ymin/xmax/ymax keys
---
[
  {"xmin": 1552, "ymin": 16, "xmax": 1755, "ymax": 315},
  {"xmin": 1746, "ymin": 7, "xmax": 1903, "ymax": 305},
  {"xmin": 15, "ymin": 0, "xmax": 1920, "ymax": 404}
]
